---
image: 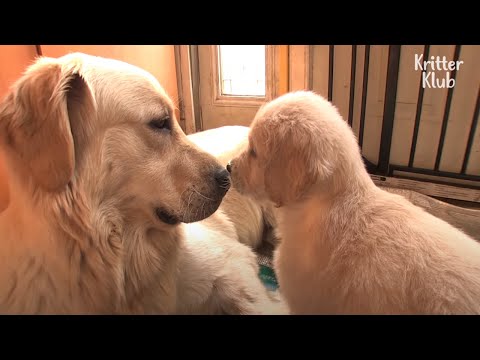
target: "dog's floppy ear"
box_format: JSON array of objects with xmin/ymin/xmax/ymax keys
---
[
  {"xmin": 264, "ymin": 127, "xmax": 333, "ymax": 207},
  {"xmin": 0, "ymin": 152, "xmax": 9, "ymax": 213},
  {"xmin": 0, "ymin": 58, "xmax": 91, "ymax": 192}
]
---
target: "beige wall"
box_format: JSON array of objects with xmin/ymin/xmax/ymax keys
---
[
  {"xmin": 0, "ymin": 45, "xmax": 38, "ymax": 98},
  {"xmin": 0, "ymin": 45, "xmax": 179, "ymax": 115},
  {"xmin": 40, "ymin": 45, "xmax": 179, "ymax": 107}
]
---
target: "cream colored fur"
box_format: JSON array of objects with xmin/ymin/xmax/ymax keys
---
[
  {"xmin": 229, "ymin": 90, "xmax": 480, "ymax": 315},
  {"xmin": 0, "ymin": 53, "xmax": 288, "ymax": 315}
]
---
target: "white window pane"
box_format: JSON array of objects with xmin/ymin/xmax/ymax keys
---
[{"xmin": 219, "ymin": 45, "xmax": 265, "ymax": 97}]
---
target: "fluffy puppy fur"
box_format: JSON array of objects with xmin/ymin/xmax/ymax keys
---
[
  {"xmin": 0, "ymin": 52, "xmax": 288, "ymax": 314},
  {"xmin": 228, "ymin": 90, "xmax": 480, "ymax": 315}
]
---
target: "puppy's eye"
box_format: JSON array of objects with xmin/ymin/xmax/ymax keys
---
[
  {"xmin": 249, "ymin": 147, "xmax": 256, "ymax": 158},
  {"xmin": 148, "ymin": 117, "xmax": 171, "ymax": 131}
]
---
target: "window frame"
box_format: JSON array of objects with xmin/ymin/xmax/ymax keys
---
[{"xmin": 210, "ymin": 45, "xmax": 276, "ymax": 108}]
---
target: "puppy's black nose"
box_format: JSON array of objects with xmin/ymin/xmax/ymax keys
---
[
  {"xmin": 214, "ymin": 167, "xmax": 231, "ymax": 193},
  {"xmin": 226, "ymin": 161, "xmax": 232, "ymax": 173}
]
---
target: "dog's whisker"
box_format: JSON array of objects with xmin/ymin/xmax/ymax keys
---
[
  {"xmin": 195, "ymin": 199, "xmax": 202, "ymax": 221},
  {"xmin": 180, "ymin": 190, "xmax": 193, "ymax": 222},
  {"xmin": 198, "ymin": 202, "xmax": 204, "ymax": 221},
  {"xmin": 185, "ymin": 190, "xmax": 194, "ymax": 221},
  {"xmin": 192, "ymin": 187, "xmax": 214, "ymax": 201},
  {"xmin": 179, "ymin": 187, "xmax": 189, "ymax": 198},
  {"xmin": 196, "ymin": 194, "xmax": 207, "ymax": 222}
]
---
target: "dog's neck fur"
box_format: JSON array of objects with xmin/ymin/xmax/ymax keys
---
[
  {"xmin": 273, "ymin": 155, "xmax": 377, "ymax": 308},
  {"xmin": 0, "ymin": 154, "xmax": 181, "ymax": 314},
  {"xmin": 76, "ymin": 133, "xmax": 183, "ymax": 313},
  {"xmin": 277, "ymin": 151, "xmax": 376, "ymax": 250}
]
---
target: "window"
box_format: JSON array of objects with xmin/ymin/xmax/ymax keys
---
[{"xmin": 218, "ymin": 45, "xmax": 266, "ymax": 97}]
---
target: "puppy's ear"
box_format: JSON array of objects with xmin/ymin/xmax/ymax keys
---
[
  {"xmin": 264, "ymin": 127, "xmax": 333, "ymax": 206},
  {"xmin": 0, "ymin": 59, "xmax": 91, "ymax": 192}
]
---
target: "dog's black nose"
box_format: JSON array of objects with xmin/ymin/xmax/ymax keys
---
[
  {"xmin": 214, "ymin": 168, "xmax": 231, "ymax": 193},
  {"xmin": 226, "ymin": 161, "xmax": 232, "ymax": 173}
]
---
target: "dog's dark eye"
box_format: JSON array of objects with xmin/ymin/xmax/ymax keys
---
[
  {"xmin": 249, "ymin": 147, "xmax": 256, "ymax": 158},
  {"xmin": 148, "ymin": 117, "xmax": 171, "ymax": 131}
]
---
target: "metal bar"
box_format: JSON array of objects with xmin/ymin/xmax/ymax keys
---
[
  {"xmin": 390, "ymin": 164, "xmax": 480, "ymax": 183},
  {"xmin": 408, "ymin": 44, "xmax": 430, "ymax": 168},
  {"xmin": 362, "ymin": 155, "xmax": 377, "ymax": 174},
  {"xmin": 328, "ymin": 45, "xmax": 334, "ymax": 102},
  {"xmin": 434, "ymin": 45, "xmax": 462, "ymax": 171},
  {"xmin": 461, "ymin": 87, "xmax": 480, "ymax": 174},
  {"xmin": 347, "ymin": 45, "xmax": 357, "ymax": 127},
  {"xmin": 358, "ymin": 45, "xmax": 370, "ymax": 149},
  {"xmin": 377, "ymin": 45, "xmax": 402, "ymax": 175}
]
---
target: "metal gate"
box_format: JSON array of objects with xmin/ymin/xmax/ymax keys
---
[{"xmin": 313, "ymin": 45, "xmax": 480, "ymax": 202}]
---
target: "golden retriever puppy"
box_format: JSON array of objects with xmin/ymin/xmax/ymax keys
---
[
  {"xmin": 0, "ymin": 52, "xmax": 288, "ymax": 315},
  {"xmin": 228, "ymin": 90, "xmax": 480, "ymax": 315}
]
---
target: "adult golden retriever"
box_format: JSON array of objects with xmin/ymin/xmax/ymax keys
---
[
  {"xmin": 0, "ymin": 53, "xmax": 287, "ymax": 314},
  {"xmin": 228, "ymin": 90, "xmax": 480, "ymax": 315}
]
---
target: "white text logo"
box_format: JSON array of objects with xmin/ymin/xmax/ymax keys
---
[{"xmin": 414, "ymin": 54, "xmax": 463, "ymax": 88}]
